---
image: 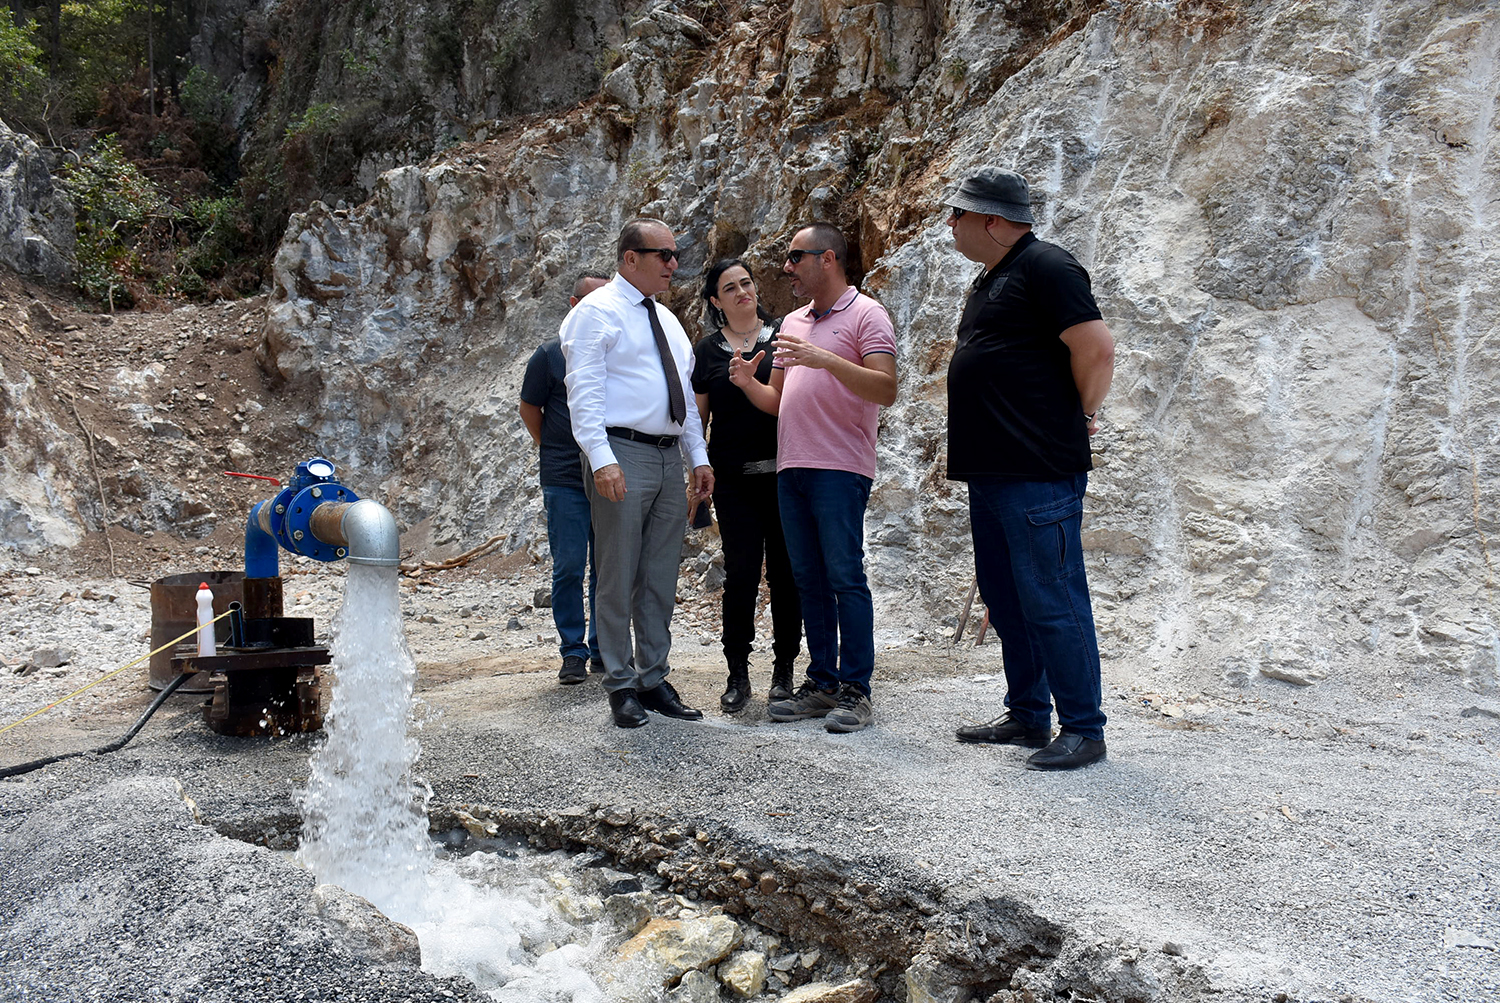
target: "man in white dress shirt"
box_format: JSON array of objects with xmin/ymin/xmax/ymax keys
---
[{"xmin": 560, "ymin": 217, "xmax": 715, "ymax": 728}]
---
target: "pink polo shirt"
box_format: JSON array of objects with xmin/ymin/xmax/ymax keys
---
[{"xmin": 773, "ymin": 287, "xmax": 897, "ymax": 480}]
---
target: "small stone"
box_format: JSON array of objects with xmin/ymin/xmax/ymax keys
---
[
  {"xmin": 556, "ymin": 890, "xmax": 604, "ymax": 924},
  {"xmin": 598, "ymin": 805, "xmax": 634, "ymax": 826},
  {"xmin": 507, "ymin": 617, "xmax": 522, "ymax": 630},
  {"xmin": 1421, "ymin": 620, "xmax": 1468, "ymax": 643},
  {"xmin": 1443, "ymin": 926, "xmax": 1497, "ymax": 950},
  {"xmin": 782, "ymin": 980, "xmax": 879, "ymax": 1003},
  {"xmin": 595, "ymin": 867, "xmax": 644, "ymax": 895},
  {"xmin": 668, "ymin": 970, "xmax": 721, "ymax": 1003},
  {"xmin": 616, "ymin": 915, "xmax": 744, "ymax": 987},
  {"xmin": 1460, "ymin": 706, "xmax": 1500, "ymax": 720},
  {"xmin": 603, "ymin": 892, "xmax": 654, "ymax": 936},
  {"xmin": 455, "ymin": 810, "xmax": 498, "ymax": 838},
  {"xmin": 312, "ymin": 884, "xmax": 422, "ymax": 966},
  {"xmin": 1259, "ymin": 666, "xmax": 1316, "ymax": 687},
  {"xmin": 533, "ymin": 587, "xmax": 552, "ymax": 608},
  {"xmin": 458, "ymin": 606, "xmax": 472, "ymax": 618},
  {"xmin": 720, "ymin": 950, "xmax": 768, "ymax": 997},
  {"xmin": 418, "ymin": 614, "xmax": 438, "ymax": 623},
  {"xmin": 31, "ymin": 648, "xmax": 73, "ymax": 668},
  {"xmin": 470, "ymin": 630, "xmax": 488, "ymax": 641},
  {"xmin": 24, "ymin": 567, "xmax": 41, "ymax": 576}
]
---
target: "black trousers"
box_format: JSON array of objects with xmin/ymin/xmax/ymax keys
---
[{"xmin": 712, "ymin": 470, "xmax": 801, "ymax": 665}]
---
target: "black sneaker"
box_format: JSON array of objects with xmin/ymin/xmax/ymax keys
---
[
  {"xmin": 768, "ymin": 681, "xmax": 839, "ymax": 721},
  {"xmin": 824, "ymin": 684, "xmax": 872, "ymax": 733},
  {"xmin": 558, "ymin": 655, "xmax": 588, "ymax": 685}
]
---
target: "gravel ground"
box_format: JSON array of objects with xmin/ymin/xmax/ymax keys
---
[{"xmin": 1, "ymin": 561, "xmax": 1497, "ymax": 1002}]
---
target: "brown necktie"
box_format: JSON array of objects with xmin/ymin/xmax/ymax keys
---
[{"xmin": 642, "ymin": 297, "xmax": 687, "ymax": 426}]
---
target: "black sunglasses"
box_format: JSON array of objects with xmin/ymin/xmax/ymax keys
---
[
  {"xmin": 631, "ymin": 247, "xmax": 679, "ymax": 262},
  {"xmin": 948, "ymin": 207, "xmax": 966, "ymax": 219},
  {"xmin": 785, "ymin": 248, "xmax": 831, "ymax": 264}
]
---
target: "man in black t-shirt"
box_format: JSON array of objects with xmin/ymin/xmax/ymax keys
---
[
  {"xmin": 943, "ymin": 167, "xmax": 1116, "ymax": 771},
  {"xmin": 520, "ymin": 271, "xmax": 608, "ymax": 685}
]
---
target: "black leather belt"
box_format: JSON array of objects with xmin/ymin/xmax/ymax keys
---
[{"xmin": 606, "ymin": 426, "xmax": 679, "ymax": 448}]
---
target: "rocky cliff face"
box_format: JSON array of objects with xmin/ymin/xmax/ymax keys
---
[
  {"xmin": 0, "ymin": 119, "xmax": 74, "ymax": 286},
  {"xmin": 14, "ymin": 0, "xmax": 1500, "ymax": 701}
]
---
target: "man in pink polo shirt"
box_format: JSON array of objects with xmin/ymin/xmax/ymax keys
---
[{"xmin": 728, "ymin": 222, "xmax": 898, "ymax": 733}]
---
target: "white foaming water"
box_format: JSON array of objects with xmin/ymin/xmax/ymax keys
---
[{"xmin": 299, "ymin": 564, "xmax": 617, "ymax": 1002}]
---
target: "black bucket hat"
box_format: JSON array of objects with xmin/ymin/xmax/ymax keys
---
[{"xmin": 947, "ymin": 167, "xmax": 1035, "ymax": 224}]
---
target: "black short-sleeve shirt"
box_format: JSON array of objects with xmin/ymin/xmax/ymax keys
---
[
  {"xmin": 691, "ymin": 325, "xmax": 779, "ymax": 474},
  {"xmin": 519, "ymin": 338, "xmax": 584, "ymax": 488},
  {"xmin": 946, "ymin": 232, "xmax": 1103, "ymax": 480}
]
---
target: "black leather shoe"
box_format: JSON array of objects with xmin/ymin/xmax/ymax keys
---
[
  {"xmin": 558, "ymin": 655, "xmax": 588, "ymax": 685},
  {"xmin": 1026, "ymin": 732, "xmax": 1107, "ymax": 771},
  {"xmin": 956, "ymin": 711, "xmax": 1050, "ymax": 747},
  {"xmin": 638, "ymin": 680, "xmax": 703, "ymax": 720},
  {"xmin": 608, "ymin": 688, "xmax": 648, "ymax": 728}
]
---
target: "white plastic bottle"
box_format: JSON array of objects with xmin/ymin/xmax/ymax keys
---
[{"xmin": 196, "ymin": 583, "xmax": 216, "ymax": 658}]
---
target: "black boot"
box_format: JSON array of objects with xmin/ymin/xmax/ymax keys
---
[
  {"xmin": 769, "ymin": 658, "xmax": 795, "ymax": 702},
  {"xmin": 720, "ymin": 657, "xmax": 752, "ymax": 714}
]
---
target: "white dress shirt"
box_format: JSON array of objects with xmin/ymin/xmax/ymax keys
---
[{"xmin": 560, "ymin": 273, "xmax": 709, "ymax": 472}]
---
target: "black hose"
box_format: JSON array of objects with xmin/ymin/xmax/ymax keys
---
[{"xmin": 0, "ymin": 673, "xmax": 191, "ymax": 780}]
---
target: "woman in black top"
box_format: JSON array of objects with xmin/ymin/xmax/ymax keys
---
[{"xmin": 692, "ymin": 259, "xmax": 802, "ymax": 713}]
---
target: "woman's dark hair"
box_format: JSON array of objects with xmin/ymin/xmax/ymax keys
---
[{"xmin": 701, "ymin": 258, "xmax": 776, "ymax": 331}]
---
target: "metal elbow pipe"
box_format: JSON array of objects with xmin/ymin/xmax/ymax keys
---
[{"xmin": 307, "ymin": 499, "xmax": 400, "ymax": 567}]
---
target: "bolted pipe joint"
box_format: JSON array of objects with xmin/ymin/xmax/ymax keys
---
[{"xmin": 308, "ymin": 499, "xmax": 400, "ymax": 568}]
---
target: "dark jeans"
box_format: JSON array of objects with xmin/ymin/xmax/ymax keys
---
[
  {"xmin": 713, "ymin": 470, "xmax": 801, "ymax": 665},
  {"xmin": 542, "ymin": 484, "xmax": 599, "ymax": 662},
  {"xmin": 778, "ymin": 467, "xmax": 874, "ymax": 696},
  {"xmin": 968, "ymin": 473, "xmax": 1106, "ymax": 741}
]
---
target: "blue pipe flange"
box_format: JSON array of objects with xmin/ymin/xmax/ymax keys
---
[
  {"xmin": 283, "ymin": 485, "xmax": 359, "ymax": 562},
  {"xmin": 271, "ymin": 458, "xmax": 358, "ymax": 562}
]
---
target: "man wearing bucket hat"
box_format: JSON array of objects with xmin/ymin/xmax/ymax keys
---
[{"xmin": 943, "ymin": 167, "xmax": 1116, "ymax": 771}]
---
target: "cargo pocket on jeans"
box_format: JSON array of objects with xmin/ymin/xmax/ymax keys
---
[{"xmin": 1026, "ymin": 494, "xmax": 1084, "ymax": 583}]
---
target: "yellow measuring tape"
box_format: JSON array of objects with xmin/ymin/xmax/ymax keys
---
[{"xmin": 0, "ymin": 609, "xmax": 234, "ymax": 736}]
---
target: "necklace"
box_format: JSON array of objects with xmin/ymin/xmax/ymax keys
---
[{"xmin": 724, "ymin": 321, "xmax": 759, "ymax": 354}]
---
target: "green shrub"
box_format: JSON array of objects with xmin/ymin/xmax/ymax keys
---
[
  {"xmin": 180, "ymin": 65, "xmax": 230, "ymax": 125},
  {"xmin": 0, "ymin": 11, "xmax": 44, "ymax": 102},
  {"xmin": 64, "ymin": 134, "xmax": 250, "ymax": 307}
]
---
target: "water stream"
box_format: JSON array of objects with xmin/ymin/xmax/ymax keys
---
[{"xmin": 298, "ymin": 564, "xmax": 625, "ymax": 1002}]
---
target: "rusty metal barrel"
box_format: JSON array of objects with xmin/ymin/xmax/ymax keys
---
[{"xmin": 148, "ymin": 572, "xmax": 284, "ymax": 691}]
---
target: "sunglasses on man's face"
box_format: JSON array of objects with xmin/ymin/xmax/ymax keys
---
[
  {"xmin": 948, "ymin": 207, "xmax": 966, "ymax": 220},
  {"xmin": 633, "ymin": 247, "xmax": 679, "ymax": 262},
  {"xmin": 785, "ymin": 248, "xmax": 830, "ymax": 265}
]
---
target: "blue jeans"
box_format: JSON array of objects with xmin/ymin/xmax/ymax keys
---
[
  {"xmin": 542, "ymin": 484, "xmax": 599, "ymax": 662},
  {"xmin": 778, "ymin": 467, "xmax": 874, "ymax": 696},
  {"xmin": 968, "ymin": 474, "xmax": 1106, "ymax": 741}
]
